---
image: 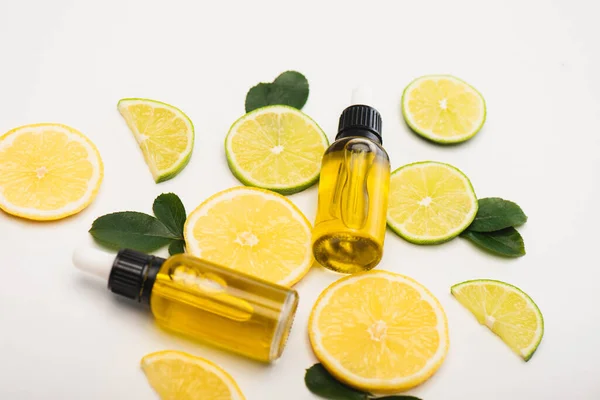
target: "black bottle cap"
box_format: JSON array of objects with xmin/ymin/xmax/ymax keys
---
[
  {"xmin": 108, "ymin": 249, "xmax": 165, "ymax": 304},
  {"xmin": 335, "ymin": 104, "xmax": 383, "ymax": 145}
]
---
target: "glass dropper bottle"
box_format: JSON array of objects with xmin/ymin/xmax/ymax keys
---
[
  {"xmin": 312, "ymin": 87, "xmax": 391, "ymax": 273},
  {"xmin": 73, "ymin": 247, "xmax": 299, "ymax": 362}
]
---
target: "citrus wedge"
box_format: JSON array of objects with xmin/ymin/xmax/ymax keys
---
[
  {"xmin": 141, "ymin": 350, "xmax": 245, "ymax": 400},
  {"xmin": 451, "ymin": 280, "xmax": 544, "ymax": 361},
  {"xmin": 118, "ymin": 98, "xmax": 194, "ymax": 182},
  {"xmin": 309, "ymin": 271, "xmax": 449, "ymax": 393},
  {"xmin": 387, "ymin": 161, "xmax": 478, "ymax": 244},
  {"xmin": 402, "ymin": 75, "xmax": 486, "ymax": 144},
  {"xmin": 225, "ymin": 105, "xmax": 328, "ymax": 195},
  {"xmin": 0, "ymin": 123, "xmax": 103, "ymax": 221},
  {"xmin": 184, "ymin": 187, "xmax": 313, "ymax": 286}
]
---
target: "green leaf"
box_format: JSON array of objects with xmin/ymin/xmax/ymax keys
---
[
  {"xmin": 152, "ymin": 193, "xmax": 186, "ymax": 238},
  {"xmin": 467, "ymin": 198, "xmax": 527, "ymax": 232},
  {"xmin": 305, "ymin": 364, "xmax": 369, "ymax": 400},
  {"xmin": 168, "ymin": 240, "xmax": 186, "ymax": 255},
  {"xmin": 461, "ymin": 227, "xmax": 526, "ymax": 257},
  {"xmin": 89, "ymin": 212, "xmax": 178, "ymax": 252},
  {"xmin": 244, "ymin": 83, "xmax": 270, "ymax": 113},
  {"xmin": 272, "ymin": 71, "xmax": 309, "ymax": 108},
  {"xmin": 375, "ymin": 396, "xmax": 422, "ymax": 400},
  {"xmin": 245, "ymin": 71, "xmax": 309, "ymax": 112}
]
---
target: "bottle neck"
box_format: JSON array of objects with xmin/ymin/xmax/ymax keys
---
[
  {"xmin": 336, "ymin": 104, "xmax": 383, "ymax": 145},
  {"xmin": 107, "ymin": 249, "xmax": 165, "ymax": 305},
  {"xmin": 335, "ymin": 128, "xmax": 382, "ymax": 146}
]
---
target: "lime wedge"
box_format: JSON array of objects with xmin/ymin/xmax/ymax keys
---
[
  {"xmin": 451, "ymin": 280, "xmax": 544, "ymax": 361},
  {"xmin": 118, "ymin": 98, "xmax": 194, "ymax": 182},
  {"xmin": 402, "ymin": 75, "xmax": 486, "ymax": 144},
  {"xmin": 225, "ymin": 105, "xmax": 328, "ymax": 195},
  {"xmin": 387, "ymin": 161, "xmax": 478, "ymax": 244}
]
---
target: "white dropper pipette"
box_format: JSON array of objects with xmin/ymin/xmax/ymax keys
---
[
  {"xmin": 350, "ymin": 86, "xmax": 373, "ymax": 106},
  {"xmin": 72, "ymin": 246, "xmax": 115, "ymax": 281}
]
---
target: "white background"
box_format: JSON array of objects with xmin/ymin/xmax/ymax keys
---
[{"xmin": 1, "ymin": 0, "xmax": 599, "ymax": 399}]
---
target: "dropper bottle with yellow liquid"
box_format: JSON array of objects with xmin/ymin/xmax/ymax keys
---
[
  {"xmin": 73, "ymin": 247, "xmax": 298, "ymax": 362},
  {"xmin": 312, "ymin": 88, "xmax": 391, "ymax": 274}
]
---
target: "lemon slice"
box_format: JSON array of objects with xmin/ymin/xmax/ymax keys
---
[
  {"xmin": 0, "ymin": 123, "xmax": 103, "ymax": 221},
  {"xmin": 309, "ymin": 271, "xmax": 449, "ymax": 393},
  {"xmin": 387, "ymin": 161, "xmax": 478, "ymax": 244},
  {"xmin": 451, "ymin": 280, "xmax": 544, "ymax": 361},
  {"xmin": 225, "ymin": 105, "xmax": 329, "ymax": 195},
  {"xmin": 184, "ymin": 186, "xmax": 313, "ymax": 286},
  {"xmin": 118, "ymin": 98, "xmax": 194, "ymax": 182},
  {"xmin": 141, "ymin": 351, "xmax": 245, "ymax": 400},
  {"xmin": 402, "ymin": 75, "xmax": 486, "ymax": 144}
]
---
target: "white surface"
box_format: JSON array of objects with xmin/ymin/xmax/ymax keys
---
[
  {"xmin": 0, "ymin": 0, "xmax": 599, "ymax": 399},
  {"xmin": 351, "ymin": 86, "xmax": 372, "ymax": 106},
  {"xmin": 72, "ymin": 246, "xmax": 114, "ymax": 282}
]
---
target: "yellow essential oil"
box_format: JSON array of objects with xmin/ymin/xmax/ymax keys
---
[
  {"xmin": 73, "ymin": 248, "xmax": 298, "ymax": 362},
  {"xmin": 312, "ymin": 101, "xmax": 390, "ymax": 274},
  {"xmin": 151, "ymin": 254, "xmax": 297, "ymax": 362}
]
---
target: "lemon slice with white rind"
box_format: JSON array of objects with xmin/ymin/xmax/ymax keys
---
[
  {"xmin": 184, "ymin": 186, "xmax": 313, "ymax": 286},
  {"xmin": 141, "ymin": 350, "xmax": 245, "ymax": 400},
  {"xmin": 0, "ymin": 123, "xmax": 103, "ymax": 220},
  {"xmin": 309, "ymin": 270, "xmax": 449, "ymax": 393}
]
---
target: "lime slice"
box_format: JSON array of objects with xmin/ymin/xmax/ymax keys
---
[
  {"xmin": 225, "ymin": 105, "xmax": 329, "ymax": 195},
  {"xmin": 402, "ymin": 75, "xmax": 486, "ymax": 144},
  {"xmin": 118, "ymin": 98, "xmax": 194, "ymax": 183},
  {"xmin": 387, "ymin": 161, "xmax": 478, "ymax": 244},
  {"xmin": 451, "ymin": 280, "xmax": 544, "ymax": 361}
]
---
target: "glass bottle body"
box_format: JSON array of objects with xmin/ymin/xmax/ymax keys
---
[
  {"xmin": 149, "ymin": 254, "xmax": 298, "ymax": 362},
  {"xmin": 312, "ymin": 137, "xmax": 390, "ymax": 274}
]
